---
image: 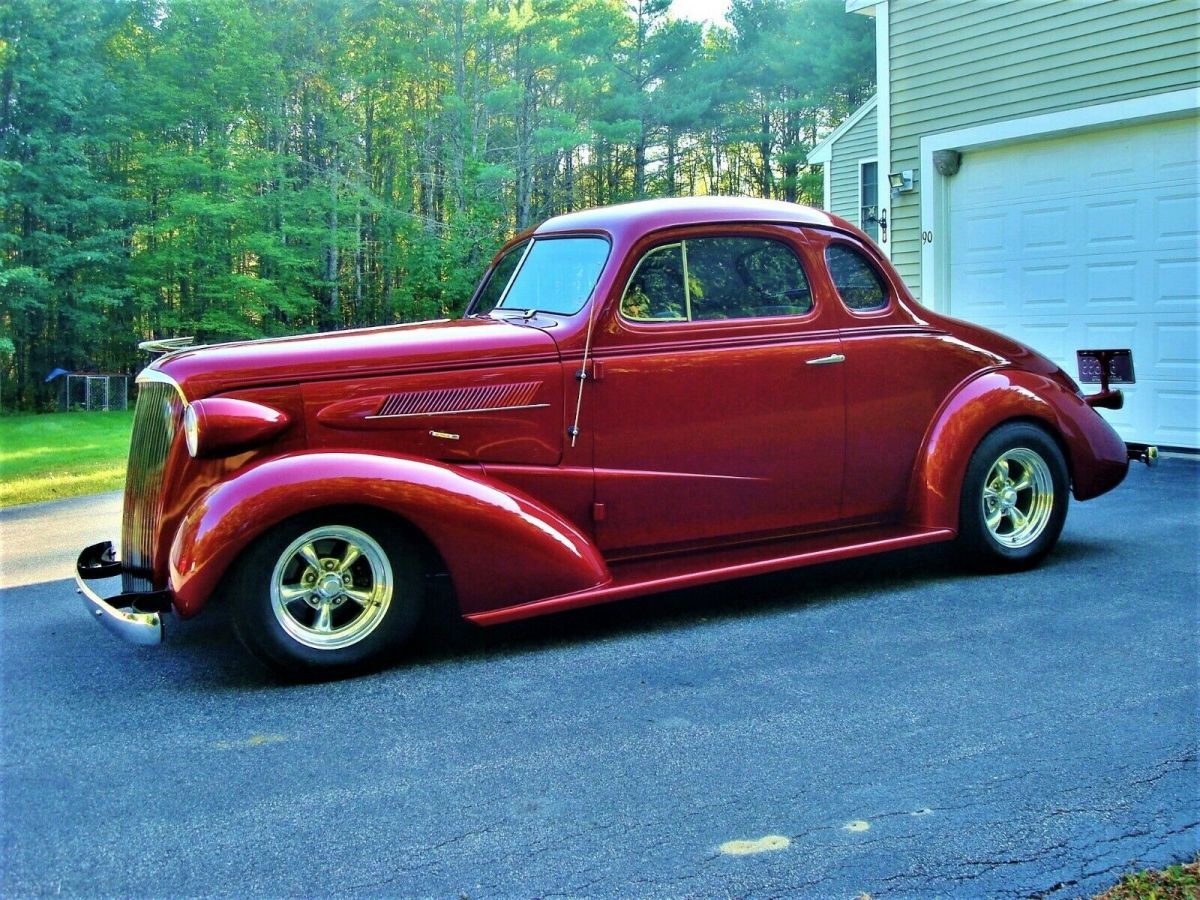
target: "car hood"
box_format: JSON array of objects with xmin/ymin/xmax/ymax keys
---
[{"xmin": 153, "ymin": 317, "xmax": 561, "ymax": 401}]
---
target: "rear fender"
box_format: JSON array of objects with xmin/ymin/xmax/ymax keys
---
[
  {"xmin": 908, "ymin": 369, "xmax": 1128, "ymax": 530},
  {"xmin": 168, "ymin": 452, "xmax": 609, "ymax": 618}
]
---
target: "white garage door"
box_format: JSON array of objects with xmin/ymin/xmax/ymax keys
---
[{"xmin": 948, "ymin": 115, "xmax": 1199, "ymax": 449}]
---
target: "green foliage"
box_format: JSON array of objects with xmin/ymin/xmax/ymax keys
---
[
  {"xmin": 0, "ymin": 410, "xmax": 133, "ymax": 507},
  {"xmin": 1097, "ymin": 856, "xmax": 1200, "ymax": 900},
  {"xmin": 0, "ymin": 0, "xmax": 873, "ymax": 409}
]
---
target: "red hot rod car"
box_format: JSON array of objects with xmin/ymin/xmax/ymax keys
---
[{"xmin": 77, "ymin": 197, "xmax": 1150, "ymax": 676}]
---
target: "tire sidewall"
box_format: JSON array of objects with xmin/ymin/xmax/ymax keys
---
[
  {"xmin": 230, "ymin": 511, "xmax": 423, "ymax": 677},
  {"xmin": 959, "ymin": 423, "xmax": 1070, "ymax": 570}
]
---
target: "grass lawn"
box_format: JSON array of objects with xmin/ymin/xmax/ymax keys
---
[
  {"xmin": 1097, "ymin": 857, "xmax": 1199, "ymax": 899},
  {"xmin": 0, "ymin": 410, "xmax": 134, "ymax": 508}
]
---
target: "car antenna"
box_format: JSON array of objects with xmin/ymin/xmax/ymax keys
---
[{"xmin": 567, "ymin": 292, "xmax": 600, "ymax": 449}]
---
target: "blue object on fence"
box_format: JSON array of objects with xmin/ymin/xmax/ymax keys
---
[{"xmin": 45, "ymin": 367, "xmax": 71, "ymax": 383}]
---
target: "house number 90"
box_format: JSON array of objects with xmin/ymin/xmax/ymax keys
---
[{"xmin": 921, "ymin": 231, "xmax": 934, "ymax": 244}]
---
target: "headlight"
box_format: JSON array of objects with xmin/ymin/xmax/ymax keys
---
[
  {"xmin": 183, "ymin": 404, "xmax": 201, "ymax": 457},
  {"xmin": 182, "ymin": 398, "xmax": 290, "ymax": 459}
]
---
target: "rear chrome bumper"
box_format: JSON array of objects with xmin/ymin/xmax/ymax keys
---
[
  {"xmin": 76, "ymin": 541, "xmax": 169, "ymax": 646},
  {"xmin": 1126, "ymin": 443, "xmax": 1159, "ymax": 467}
]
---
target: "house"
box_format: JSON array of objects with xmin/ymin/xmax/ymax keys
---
[{"xmin": 808, "ymin": 0, "xmax": 1199, "ymax": 450}]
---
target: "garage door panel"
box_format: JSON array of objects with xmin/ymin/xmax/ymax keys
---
[
  {"xmin": 1154, "ymin": 130, "xmax": 1200, "ymax": 180},
  {"xmin": 1155, "ymin": 192, "xmax": 1199, "ymax": 242},
  {"xmin": 947, "ymin": 115, "xmax": 1199, "ymax": 448},
  {"xmin": 1018, "ymin": 323, "xmax": 1071, "ymax": 364},
  {"xmin": 1152, "ymin": 386, "xmax": 1199, "ymax": 446},
  {"xmin": 1152, "ymin": 319, "xmax": 1200, "ymax": 376},
  {"xmin": 959, "ymin": 211, "xmax": 1009, "ymax": 261},
  {"xmin": 954, "ymin": 268, "xmax": 1010, "ymax": 315},
  {"xmin": 1021, "ymin": 206, "xmax": 1071, "ymax": 252},
  {"xmin": 1084, "ymin": 197, "xmax": 1142, "ymax": 249},
  {"xmin": 1084, "ymin": 260, "xmax": 1139, "ymax": 309},
  {"xmin": 1154, "ymin": 255, "xmax": 1198, "ymax": 310},
  {"xmin": 1021, "ymin": 264, "xmax": 1071, "ymax": 307}
]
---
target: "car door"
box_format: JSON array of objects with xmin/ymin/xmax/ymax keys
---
[
  {"xmin": 809, "ymin": 231, "xmax": 989, "ymax": 523},
  {"xmin": 588, "ymin": 225, "xmax": 846, "ymax": 553}
]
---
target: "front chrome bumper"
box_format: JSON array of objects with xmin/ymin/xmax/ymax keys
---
[{"xmin": 76, "ymin": 541, "xmax": 170, "ymax": 646}]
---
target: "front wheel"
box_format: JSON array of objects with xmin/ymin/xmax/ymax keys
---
[
  {"xmin": 958, "ymin": 423, "xmax": 1069, "ymax": 571},
  {"xmin": 230, "ymin": 514, "xmax": 423, "ymax": 678}
]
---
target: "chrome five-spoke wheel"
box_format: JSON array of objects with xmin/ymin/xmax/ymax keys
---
[
  {"xmin": 231, "ymin": 513, "xmax": 424, "ymax": 677},
  {"xmin": 270, "ymin": 526, "xmax": 393, "ymax": 650},
  {"xmin": 981, "ymin": 448, "xmax": 1054, "ymax": 549},
  {"xmin": 959, "ymin": 423, "xmax": 1069, "ymax": 571}
]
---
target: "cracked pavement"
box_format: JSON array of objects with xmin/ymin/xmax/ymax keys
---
[{"xmin": 1, "ymin": 460, "xmax": 1196, "ymax": 897}]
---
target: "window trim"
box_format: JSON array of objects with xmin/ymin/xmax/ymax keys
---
[{"xmin": 618, "ymin": 233, "xmax": 816, "ymax": 326}]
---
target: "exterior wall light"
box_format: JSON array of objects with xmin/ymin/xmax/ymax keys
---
[{"xmin": 888, "ymin": 170, "xmax": 915, "ymax": 195}]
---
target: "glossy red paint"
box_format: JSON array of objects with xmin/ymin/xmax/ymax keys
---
[
  {"xmin": 906, "ymin": 369, "xmax": 1127, "ymax": 531},
  {"xmin": 159, "ymin": 316, "xmax": 559, "ymax": 400},
  {"xmin": 168, "ymin": 452, "xmax": 609, "ymax": 618},
  {"xmin": 104, "ymin": 196, "xmax": 1132, "ymax": 637},
  {"xmin": 466, "ymin": 524, "xmax": 956, "ymax": 626}
]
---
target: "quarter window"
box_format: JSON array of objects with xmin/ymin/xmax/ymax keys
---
[
  {"xmin": 622, "ymin": 236, "xmax": 812, "ymax": 322},
  {"xmin": 826, "ymin": 244, "xmax": 889, "ymax": 312},
  {"xmin": 622, "ymin": 243, "xmax": 686, "ymax": 321}
]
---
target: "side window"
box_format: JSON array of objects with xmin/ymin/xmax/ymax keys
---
[
  {"xmin": 621, "ymin": 236, "xmax": 811, "ymax": 322},
  {"xmin": 687, "ymin": 237, "xmax": 811, "ymax": 320},
  {"xmin": 826, "ymin": 244, "xmax": 889, "ymax": 312},
  {"xmin": 621, "ymin": 243, "xmax": 685, "ymax": 320}
]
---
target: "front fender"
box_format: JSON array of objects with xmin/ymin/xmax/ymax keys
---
[
  {"xmin": 168, "ymin": 452, "xmax": 609, "ymax": 618},
  {"xmin": 908, "ymin": 369, "xmax": 1128, "ymax": 530}
]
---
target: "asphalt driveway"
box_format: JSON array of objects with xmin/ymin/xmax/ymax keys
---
[{"xmin": 0, "ymin": 461, "xmax": 1196, "ymax": 897}]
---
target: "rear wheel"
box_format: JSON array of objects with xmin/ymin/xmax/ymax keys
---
[
  {"xmin": 958, "ymin": 423, "xmax": 1069, "ymax": 571},
  {"xmin": 230, "ymin": 513, "xmax": 423, "ymax": 677}
]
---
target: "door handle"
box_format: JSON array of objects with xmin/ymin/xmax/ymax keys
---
[{"xmin": 806, "ymin": 353, "xmax": 845, "ymax": 366}]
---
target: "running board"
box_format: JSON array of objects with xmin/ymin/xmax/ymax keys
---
[{"xmin": 465, "ymin": 524, "xmax": 955, "ymax": 626}]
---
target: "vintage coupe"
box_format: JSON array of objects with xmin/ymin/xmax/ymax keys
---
[{"xmin": 78, "ymin": 197, "xmax": 1150, "ymax": 676}]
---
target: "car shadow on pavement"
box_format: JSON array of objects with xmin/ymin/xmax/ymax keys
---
[
  {"xmin": 417, "ymin": 543, "xmax": 957, "ymax": 654},
  {"xmin": 107, "ymin": 534, "xmax": 1117, "ymax": 689}
]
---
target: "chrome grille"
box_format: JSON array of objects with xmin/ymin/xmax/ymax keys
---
[{"xmin": 121, "ymin": 380, "xmax": 182, "ymax": 592}]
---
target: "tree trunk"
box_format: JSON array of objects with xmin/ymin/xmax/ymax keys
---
[{"xmin": 326, "ymin": 147, "xmax": 339, "ymax": 320}]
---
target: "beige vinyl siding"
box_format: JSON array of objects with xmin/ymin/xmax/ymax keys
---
[
  {"xmin": 829, "ymin": 104, "xmax": 878, "ymax": 225},
  {"xmin": 887, "ymin": 0, "xmax": 1200, "ymax": 298}
]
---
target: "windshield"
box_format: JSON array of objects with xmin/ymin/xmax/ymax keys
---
[
  {"xmin": 471, "ymin": 240, "xmax": 528, "ymax": 314},
  {"xmin": 474, "ymin": 236, "xmax": 609, "ymax": 316}
]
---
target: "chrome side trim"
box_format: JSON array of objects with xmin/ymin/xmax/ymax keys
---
[{"xmin": 366, "ymin": 402, "xmax": 551, "ymax": 420}]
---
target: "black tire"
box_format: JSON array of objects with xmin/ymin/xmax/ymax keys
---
[
  {"xmin": 958, "ymin": 422, "xmax": 1069, "ymax": 571},
  {"xmin": 229, "ymin": 511, "xmax": 424, "ymax": 678}
]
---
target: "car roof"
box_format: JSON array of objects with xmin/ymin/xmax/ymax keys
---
[{"xmin": 534, "ymin": 196, "xmax": 841, "ymax": 239}]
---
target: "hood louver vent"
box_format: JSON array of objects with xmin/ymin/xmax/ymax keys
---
[{"xmin": 374, "ymin": 382, "xmax": 542, "ymax": 418}]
